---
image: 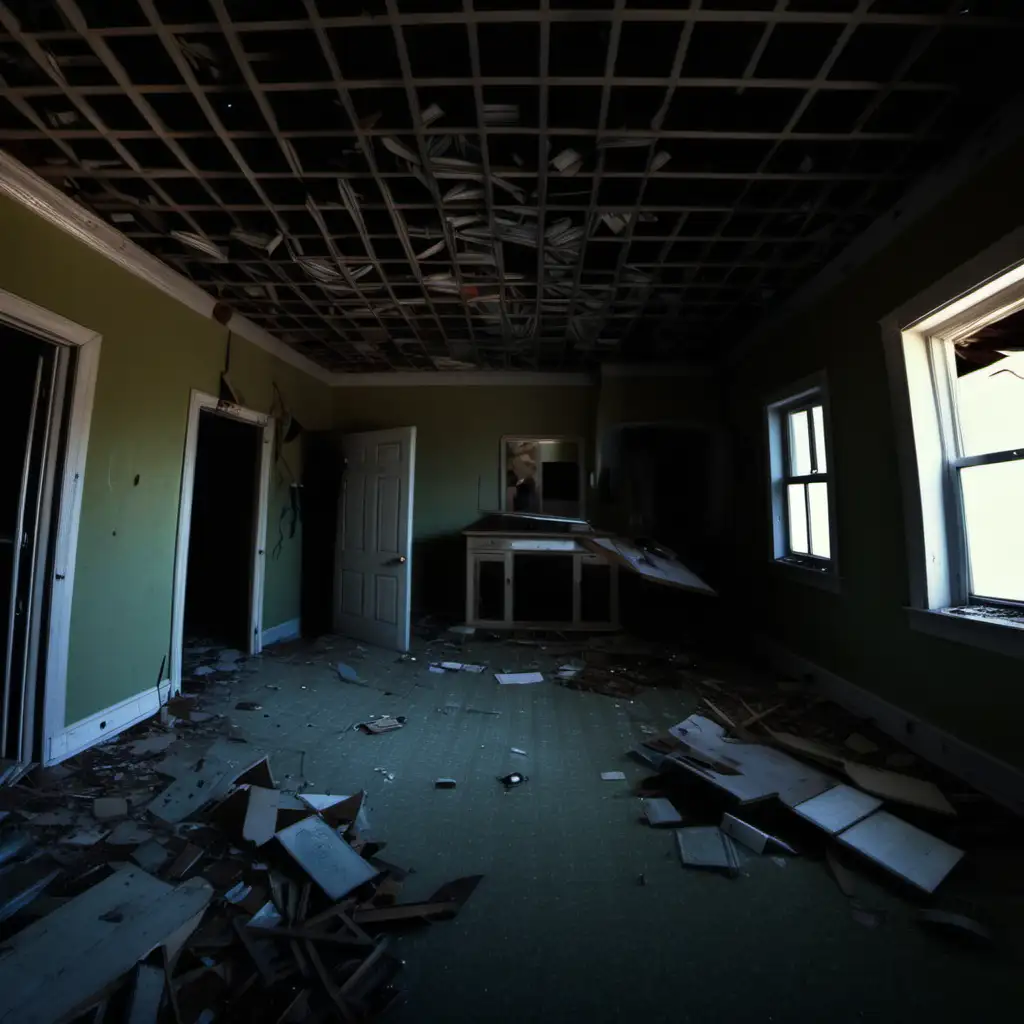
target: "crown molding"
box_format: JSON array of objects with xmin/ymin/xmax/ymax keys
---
[{"xmin": 0, "ymin": 149, "xmax": 334, "ymax": 384}]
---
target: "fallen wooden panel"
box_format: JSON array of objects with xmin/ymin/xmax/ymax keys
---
[
  {"xmin": 0, "ymin": 868, "xmax": 212, "ymax": 1024},
  {"xmin": 766, "ymin": 730, "xmax": 847, "ymax": 769},
  {"xmin": 275, "ymin": 817, "xmax": 378, "ymax": 900},
  {"xmin": 836, "ymin": 810, "xmax": 963, "ymax": 893},
  {"xmin": 666, "ymin": 715, "xmax": 836, "ymax": 807},
  {"xmin": 792, "ymin": 784, "xmax": 882, "ymax": 835},
  {"xmin": 583, "ymin": 535, "xmax": 716, "ymax": 596},
  {"xmin": 844, "ymin": 761, "xmax": 956, "ymax": 816}
]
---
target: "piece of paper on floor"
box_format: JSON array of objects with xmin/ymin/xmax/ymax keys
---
[
  {"xmin": 496, "ymin": 672, "xmax": 544, "ymax": 685},
  {"xmin": 601, "ymin": 771, "xmax": 626, "ymax": 781}
]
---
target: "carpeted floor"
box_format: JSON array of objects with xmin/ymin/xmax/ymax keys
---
[{"xmin": 193, "ymin": 633, "xmax": 1024, "ymax": 1024}]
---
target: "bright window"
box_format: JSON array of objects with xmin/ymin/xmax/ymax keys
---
[
  {"xmin": 951, "ymin": 342, "xmax": 1024, "ymax": 604},
  {"xmin": 766, "ymin": 377, "xmax": 837, "ymax": 586}
]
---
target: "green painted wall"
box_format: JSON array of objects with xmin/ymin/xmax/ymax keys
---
[
  {"xmin": 331, "ymin": 384, "xmax": 596, "ymax": 613},
  {"xmin": 725, "ymin": 137, "xmax": 1024, "ymax": 767},
  {"xmin": 0, "ymin": 195, "xmax": 331, "ymax": 724}
]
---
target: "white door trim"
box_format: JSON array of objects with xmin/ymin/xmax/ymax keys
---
[
  {"xmin": 170, "ymin": 390, "xmax": 273, "ymax": 693},
  {"xmin": 0, "ymin": 286, "xmax": 101, "ymax": 762}
]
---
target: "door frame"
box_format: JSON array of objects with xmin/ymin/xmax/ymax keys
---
[
  {"xmin": 0, "ymin": 287, "xmax": 101, "ymax": 762},
  {"xmin": 170, "ymin": 390, "xmax": 273, "ymax": 693}
]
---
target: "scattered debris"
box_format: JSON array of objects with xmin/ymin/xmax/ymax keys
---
[
  {"xmin": 675, "ymin": 826, "xmax": 740, "ymax": 877},
  {"xmin": 643, "ymin": 798, "xmax": 684, "ymax": 828},
  {"xmin": 844, "ymin": 732, "xmax": 880, "ymax": 756},
  {"xmin": 234, "ymin": 701, "xmax": 263, "ymax": 711},
  {"xmin": 720, "ymin": 813, "xmax": 796, "ymax": 856},
  {"xmin": 916, "ymin": 908, "xmax": 993, "ymax": 946},
  {"xmin": 843, "ymin": 762, "xmax": 956, "ymax": 816},
  {"xmin": 510, "ymin": 747, "xmax": 527, "ymax": 757},
  {"xmin": 434, "ymin": 779, "xmax": 457, "ymax": 789},
  {"xmin": 498, "ymin": 772, "xmax": 527, "ymax": 789},
  {"xmin": 337, "ymin": 662, "xmax": 363, "ymax": 685},
  {"xmin": 358, "ymin": 716, "xmax": 406, "ymax": 735},
  {"xmin": 495, "ymin": 672, "xmax": 544, "ymax": 685},
  {"xmin": 601, "ymin": 771, "xmax": 627, "ymax": 781}
]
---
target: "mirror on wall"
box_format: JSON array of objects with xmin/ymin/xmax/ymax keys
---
[{"xmin": 502, "ymin": 437, "xmax": 583, "ymax": 518}]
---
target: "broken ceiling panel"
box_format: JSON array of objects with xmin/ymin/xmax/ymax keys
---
[{"xmin": 0, "ymin": 3, "xmax": 1020, "ymax": 370}]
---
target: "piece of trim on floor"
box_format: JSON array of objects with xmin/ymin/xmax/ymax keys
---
[
  {"xmin": 757, "ymin": 636, "xmax": 1024, "ymax": 816},
  {"xmin": 261, "ymin": 618, "xmax": 301, "ymax": 647},
  {"xmin": 45, "ymin": 679, "xmax": 172, "ymax": 766}
]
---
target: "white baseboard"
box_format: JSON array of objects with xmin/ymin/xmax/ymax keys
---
[
  {"xmin": 46, "ymin": 678, "xmax": 171, "ymax": 766},
  {"xmin": 261, "ymin": 618, "xmax": 301, "ymax": 646},
  {"xmin": 758, "ymin": 637, "xmax": 1024, "ymax": 816}
]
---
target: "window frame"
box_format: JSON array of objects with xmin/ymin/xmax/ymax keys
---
[
  {"xmin": 883, "ymin": 227, "xmax": 1024, "ymax": 657},
  {"xmin": 765, "ymin": 373, "xmax": 840, "ymax": 592}
]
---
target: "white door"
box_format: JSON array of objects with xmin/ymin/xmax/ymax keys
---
[{"xmin": 334, "ymin": 427, "xmax": 416, "ymax": 651}]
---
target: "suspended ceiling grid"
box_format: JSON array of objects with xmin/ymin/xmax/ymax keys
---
[{"xmin": 0, "ymin": 1, "xmax": 1022, "ymax": 373}]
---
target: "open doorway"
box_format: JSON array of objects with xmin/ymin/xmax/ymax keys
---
[
  {"xmin": 171, "ymin": 392, "xmax": 272, "ymax": 692},
  {"xmin": 0, "ymin": 289, "xmax": 100, "ymax": 766},
  {"xmin": 1, "ymin": 324, "xmax": 61, "ymax": 762},
  {"xmin": 185, "ymin": 412, "xmax": 260, "ymax": 647}
]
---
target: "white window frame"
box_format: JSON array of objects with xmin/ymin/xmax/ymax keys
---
[
  {"xmin": 883, "ymin": 226, "xmax": 1024, "ymax": 658},
  {"xmin": 766, "ymin": 373, "xmax": 840, "ymax": 593}
]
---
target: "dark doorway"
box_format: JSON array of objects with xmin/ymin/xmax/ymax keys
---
[
  {"xmin": 1, "ymin": 322, "xmax": 62, "ymax": 761},
  {"xmin": 184, "ymin": 411, "xmax": 260, "ymax": 650}
]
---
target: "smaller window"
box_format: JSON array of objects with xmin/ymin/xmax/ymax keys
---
[{"xmin": 766, "ymin": 377, "xmax": 837, "ymax": 584}]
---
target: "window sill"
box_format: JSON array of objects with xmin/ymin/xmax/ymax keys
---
[
  {"xmin": 906, "ymin": 606, "xmax": 1024, "ymax": 660},
  {"xmin": 771, "ymin": 558, "xmax": 841, "ymax": 594}
]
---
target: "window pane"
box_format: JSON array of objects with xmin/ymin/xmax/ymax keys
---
[
  {"xmin": 787, "ymin": 483, "xmax": 808, "ymax": 554},
  {"xmin": 956, "ymin": 352, "xmax": 1024, "ymax": 457},
  {"xmin": 788, "ymin": 410, "xmax": 811, "ymax": 475},
  {"xmin": 960, "ymin": 460, "xmax": 1024, "ymax": 602},
  {"xmin": 812, "ymin": 405, "xmax": 827, "ymax": 471},
  {"xmin": 808, "ymin": 481, "xmax": 830, "ymax": 558}
]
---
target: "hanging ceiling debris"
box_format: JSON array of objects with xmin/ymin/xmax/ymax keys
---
[{"xmin": 0, "ymin": 1, "xmax": 1021, "ymax": 372}]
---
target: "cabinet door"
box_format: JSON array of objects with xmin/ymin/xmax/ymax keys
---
[{"xmin": 472, "ymin": 553, "xmax": 508, "ymax": 624}]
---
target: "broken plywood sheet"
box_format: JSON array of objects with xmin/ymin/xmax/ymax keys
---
[
  {"xmin": 275, "ymin": 816, "xmax": 379, "ymax": 900},
  {"xmin": 843, "ymin": 761, "xmax": 956, "ymax": 816},
  {"xmin": 766, "ymin": 730, "xmax": 847, "ymax": 769},
  {"xmin": 836, "ymin": 810, "xmax": 963, "ymax": 893},
  {"xmin": 149, "ymin": 742, "xmax": 271, "ymax": 823},
  {"xmin": 792, "ymin": 784, "xmax": 882, "ymax": 835},
  {"xmin": 666, "ymin": 715, "xmax": 836, "ymax": 807},
  {"xmin": 583, "ymin": 535, "xmax": 716, "ymax": 596},
  {"xmin": 0, "ymin": 868, "xmax": 212, "ymax": 1024}
]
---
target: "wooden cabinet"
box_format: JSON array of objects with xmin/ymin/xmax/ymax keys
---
[{"xmin": 464, "ymin": 532, "xmax": 618, "ymax": 630}]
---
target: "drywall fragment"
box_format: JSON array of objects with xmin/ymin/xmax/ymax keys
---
[
  {"xmin": 675, "ymin": 826, "xmax": 740, "ymax": 876},
  {"xmin": 836, "ymin": 810, "xmax": 963, "ymax": 893},
  {"xmin": 720, "ymin": 813, "xmax": 797, "ymax": 855},
  {"xmin": 643, "ymin": 798, "xmax": 684, "ymax": 828},
  {"xmin": 792, "ymin": 785, "xmax": 881, "ymax": 835},
  {"xmin": 420, "ymin": 102, "xmax": 444, "ymax": 126}
]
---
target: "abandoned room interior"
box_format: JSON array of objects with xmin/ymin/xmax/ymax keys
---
[{"xmin": 2, "ymin": 1, "xmax": 1024, "ymax": 1021}]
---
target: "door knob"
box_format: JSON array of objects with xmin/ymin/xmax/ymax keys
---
[{"xmin": 385, "ymin": 555, "xmax": 407, "ymax": 566}]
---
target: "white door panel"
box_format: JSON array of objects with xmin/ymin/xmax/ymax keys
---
[{"xmin": 334, "ymin": 427, "xmax": 415, "ymax": 651}]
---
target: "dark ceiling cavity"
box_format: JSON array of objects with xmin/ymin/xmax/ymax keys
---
[{"xmin": 0, "ymin": 1, "xmax": 1021, "ymax": 372}]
